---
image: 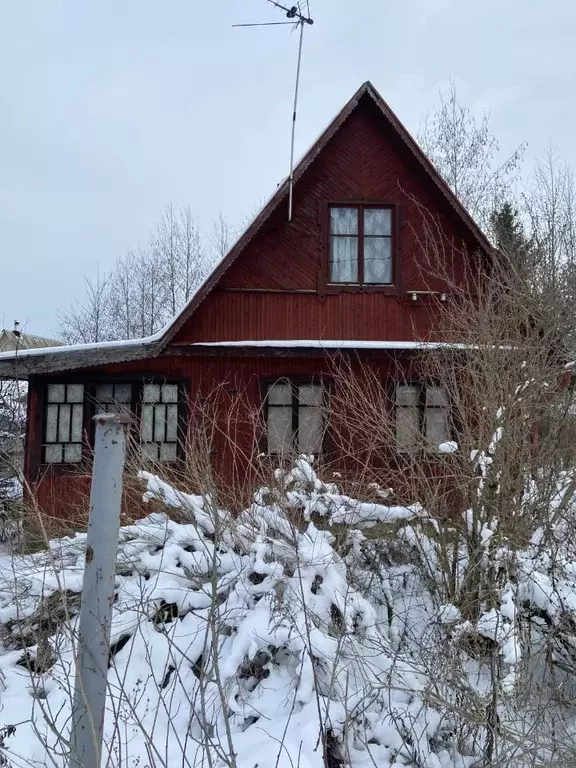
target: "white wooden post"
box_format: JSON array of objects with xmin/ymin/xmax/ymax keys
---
[{"xmin": 70, "ymin": 413, "xmax": 130, "ymax": 768}]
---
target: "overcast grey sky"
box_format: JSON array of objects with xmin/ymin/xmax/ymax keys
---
[{"xmin": 1, "ymin": 0, "xmax": 574, "ymax": 337}]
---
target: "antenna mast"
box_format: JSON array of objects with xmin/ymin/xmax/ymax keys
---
[
  {"xmin": 288, "ymin": 18, "xmax": 305, "ymax": 222},
  {"xmin": 233, "ymin": 2, "xmax": 314, "ymax": 222}
]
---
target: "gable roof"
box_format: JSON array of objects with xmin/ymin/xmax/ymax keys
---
[{"xmin": 157, "ymin": 80, "xmax": 493, "ymax": 351}]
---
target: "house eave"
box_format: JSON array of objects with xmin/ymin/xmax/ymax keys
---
[
  {"xmin": 0, "ymin": 337, "xmax": 161, "ymax": 379},
  {"xmin": 166, "ymin": 340, "xmax": 476, "ymax": 359}
]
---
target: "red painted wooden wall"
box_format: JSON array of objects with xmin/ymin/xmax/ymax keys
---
[{"xmin": 29, "ymin": 352, "xmax": 421, "ymax": 519}]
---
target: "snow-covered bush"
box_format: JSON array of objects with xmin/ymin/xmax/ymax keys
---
[{"xmin": 1, "ymin": 457, "xmax": 576, "ymax": 767}]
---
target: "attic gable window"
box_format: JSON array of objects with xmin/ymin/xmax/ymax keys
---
[{"xmin": 329, "ymin": 205, "xmax": 393, "ymax": 285}]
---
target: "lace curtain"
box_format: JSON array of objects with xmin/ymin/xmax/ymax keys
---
[
  {"xmin": 330, "ymin": 207, "xmax": 358, "ymax": 282},
  {"xmin": 329, "ymin": 207, "xmax": 392, "ymax": 283}
]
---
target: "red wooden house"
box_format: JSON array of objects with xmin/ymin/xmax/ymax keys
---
[{"xmin": 0, "ymin": 82, "xmax": 491, "ymax": 518}]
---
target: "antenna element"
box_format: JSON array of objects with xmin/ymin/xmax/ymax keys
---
[{"xmin": 233, "ymin": 1, "xmax": 314, "ymax": 222}]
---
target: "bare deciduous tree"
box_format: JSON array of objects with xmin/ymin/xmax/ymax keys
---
[
  {"xmin": 211, "ymin": 210, "xmax": 235, "ymax": 260},
  {"xmin": 58, "ymin": 205, "xmax": 219, "ymax": 343},
  {"xmin": 419, "ymin": 79, "xmax": 525, "ymax": 231},
  {"xmin": 57, "ymin": 268, "xmax": 113, "ymax": 344},
  {"xmin": 524, "ymin": 146, "xmax": 576, "ymax": 287},
  {"xmin": 179, "ymin": 205, "xmax": 205, "ymax": 302}
]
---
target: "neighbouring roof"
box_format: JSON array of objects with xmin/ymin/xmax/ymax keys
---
[{"xmin": 0, "ymin": 330, "xmax": 62, "ymax": 354}]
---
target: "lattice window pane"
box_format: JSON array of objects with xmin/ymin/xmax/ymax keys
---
[
  {"xmin": 67, "ymin": 384, "xmax": 84, "ymax": 403},
  {"xmin": 364, "ymin": 208, "xmax": 392, "ymax": 236},
  {"xmin": 45, "ymin": 404, "xmax": 58, "ymax": 443},
  {"xmin": 426, "ymin": 386, "xmax": 449, "ymax": 407},
  {"xmin": 396, "ymin": 385, "xmax": 419, "ymax": 407},
  {"xmin": 160, "ymin": 443, "xmax": 178, "ymax": 462},
  {"xmin": 364, "ymin": 237, "xmax": 392, "ymax": 283},
  {"xmin": 64, "ymin": 444, "xmax": 82, "ymax": 462},
  {"xmin": 141, "ymin": 404, "xmax": 154, "ymax": 443},
  {"xmin": 330, "ymin": 207, "xmax": 358, "ymax": 235},
  {"xmin": 330, "ymin": 236, "xmax": 358, "ymax": 282},
  {"xmin": 115, "ymin": 383, "xmax": 132, "ymax": 403},
  {"xmin": 298, "ymin": 406, "xmax": 323, "ymax": 454},
  {"xmin": 44, "ymin": 383, "xmax": 84, "ymax": 463},
  {"xmin": 268, "ymin": 407, "xmax": 293, "ymax": 454},
  {"xmin": 299, "ymin": 384, "xmax": 323, "ymax": 406},
  {"xmin": 154, "ymin": 404, "xmax": 166, "ymax": 443},
  {"xmin": 161, "ymin": 384, "xmax": 178, "ymax": 403},
  {"xmin": 141, "ymin": 383, "xmax": 180, "ymax": 462},
  {"xmin": 142, "ymin": 443, "xmax": 159, "ymax": 462},
  {"xmin": 143, "ymin": 384, "xmax": 160, "ymax": 403},
  {"xmin": 45, "ymin": 444, "xmax": 63, "ymax": 463},
  {"xmin": 58, "ymin": 406, "xmax": 71, "ymax": 443},
  {"xmin": 71, "ymin": 404, "xmax": 83, "ymax": 441},
  {"xmin": 95, "ymin": 383, "xmax": 113, "ymax": 402},
  {"xmin": 166, "ymin": 404, "xmax": 178, "ymax": 443},
  {"xmin": 48, "ymin": 384, "xmax": 65, "ymax": 403}
]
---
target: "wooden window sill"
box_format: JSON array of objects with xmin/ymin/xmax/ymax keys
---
[{"xmin": 324, "ymin": 283, "xmax": 399, "ymax": 296}]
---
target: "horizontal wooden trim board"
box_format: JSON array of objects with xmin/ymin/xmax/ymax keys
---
[{"xmin": 216, "ymin": 288, "xmax": 318, "ymax": 294}]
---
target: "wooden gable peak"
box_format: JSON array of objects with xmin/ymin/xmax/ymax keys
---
[{"xmin": 157, "ymin": 81, "xmax": 493, "ymax": 351}]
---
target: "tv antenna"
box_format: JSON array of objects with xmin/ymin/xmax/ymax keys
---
[{"xmin": 233, "ymin": 2, "xmax": 314, "ymax": 222}]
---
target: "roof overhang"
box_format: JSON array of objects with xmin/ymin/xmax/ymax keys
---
[
  {"xmin": 166, "ymin": 340, "xmax": 477, "ymax": 358},
  {"xmin": 0, "ymin": 337, "xmax": 161, "ymax": 379}
]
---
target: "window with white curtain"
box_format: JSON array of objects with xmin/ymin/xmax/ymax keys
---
[
  {"xmin": 44, "ymin": 383, "xmax": 84, "ymax": 463},
  {"xmin": 395, "ymin": 383, "xmax": 451, "ymax": 451},
  {"xmin": 329, "ymin": 205, "xmax": 393, "ymax": 284},
  {"xmin": 266, "ymin": 380, "xmax": 326, "ymax": 456}
]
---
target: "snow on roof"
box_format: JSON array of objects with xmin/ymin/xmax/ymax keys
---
[
  {"xmin": 0, "ymin": 332, "xmax": 161, "ymax": 363},
  {"xmin": 0, "ymin": 331, "xmax": 165, "ymax": 379},
  {"xmin": 186, "ymin": 339, "xmax": 474, "ymax": 350}
]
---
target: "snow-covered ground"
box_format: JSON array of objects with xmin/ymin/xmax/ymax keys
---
[{"xmin": 0, "ymin": 457, "xmax": 576, "ymax": 767}]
